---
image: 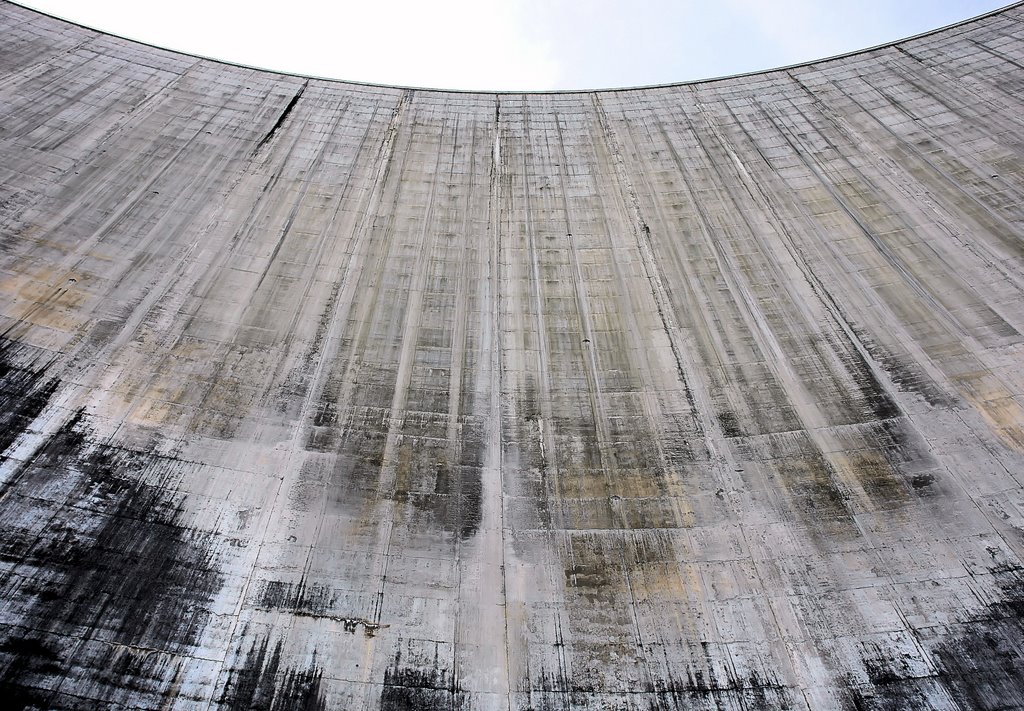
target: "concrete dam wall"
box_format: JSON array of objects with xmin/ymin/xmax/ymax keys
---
[{"xmin": 2, "ymin": 2, "xmax": 1024, "ymax": 708}]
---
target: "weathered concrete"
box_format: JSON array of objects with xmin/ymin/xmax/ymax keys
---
[{"xmin": 2, "ymin": 2, "xmax": 1024, "ymax": 708}]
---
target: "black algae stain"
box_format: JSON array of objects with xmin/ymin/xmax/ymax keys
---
[
  {"xmin": 910, "ymin": 473, "xmax": 934, "ymax": 490},
  {"xmin": 0, "ymin": 410, "xmax": 224, "ymax": 708},
  {"xmin": 253, "ymin": 576, "xmax": 386, "ymax": 635},
  {"xmin": 258, "ymin": 577, "xmax": 335, "ymax": 618},
  {"xmin": 817, "ymin": 329, "xmax": 902, "ymax": 424},
  {"xmin": 845, "ymin": 325, "xmax": 956, "ymax": 409},
  {"xmin": 219, "ymin": 636, "xmax": 327, "ymax": 711},
  {"xmin": 0, "ymin": 638, "xmax": 62, "ymax": 710},
  {"xmin": 456, "ymin": 434, "xmax": 484, "ymax": 541},
  {"xmin": 851, "ymin": 351, "xmax": 902, "ymax": 423},
  {"xmin": 849, "ymin": 563, "xmax": 1024, "ymax": 710},
  {"xmin": 389, "ymin": 430, "xmax": 483, "ymax": 542},
  {"xmin": 655, "ymin": 667, "xmax": 795, "ymax": 710},
  {"xmin": 931, "ymin": 563, "xmax": 1024, "ymax": 710},
  {"xmin": 381, "ymin": 645, "xmax": 460, "ymax": 711},
  {"xmin": 527, "ymin": 663, "xmax": 794, "ymax": 710},
  {"xmin": 0, "ymin": 337, "xmax": 59, "ymax": 460},
  {"xmin": 717, "ymin": 410, "xmax": 744, "ymax": 438}
]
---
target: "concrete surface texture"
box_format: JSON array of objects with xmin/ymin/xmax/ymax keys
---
[{"xmin": 1, "ymin": 2, "xmax": 1024, "ymax": 709}]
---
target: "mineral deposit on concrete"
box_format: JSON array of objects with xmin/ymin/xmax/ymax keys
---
[{"xmin": 2, "ymin": 1, "xmax": 1024, "ymax": 708}]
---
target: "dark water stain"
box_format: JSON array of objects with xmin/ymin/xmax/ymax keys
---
[
  {"xmin": 385, "ymin": 417, "xmax": 484, "ymax": 541},
  {"xmin": 652, "ymin": 667, "xmax": 795, "ymax": 710},
  {"xmin": 548, "ymin": 536, "xmax": 797, "ymax": 709},
  {"xmin": 392, "ymin": 453, "xmax": 483, "ymax": 542},
  {"xmin": 457, "ymin": 467, "xmax": 483, "ymax": 540},
  {"xmin": 784, "ymin": 456, "xmax": 853, "ymax": 526},
  {"xmin": 527, "ymin": 662, "xmax": 795, "ymax": 710},
  {"xmin": 0, "ymin": 410, "xmax": 224, "ymax": 708},
  {"xmin": 0, "ymin": 337, "xmax": 59, "ymax": 460},
  {"xmin": 302, "ymin": 366, "xmax": 357, "ymax": 453},
  {"xmin": 710, "ymin": 355, "xmax": 802, "ymax": 437},
  {"xmin": 835, "ymin": 332, "xmax": 902, "ymax": 423},
  {"xmin": 801, "ymin": 332, "xmax": 890, "ymax": 427},
  {"xmin": 845, "ymin": 454, "xmax": 910, "ymax": 510},
  {"xmin": 716, "ymin": 410, "xmax": 744, "ymax": 438},
  {"xmin": 273, "ymin": 277, "xmax": 345, "ymax": 426},
  {"xmin": 0, "ymin": 190, "xmax": 38, "ymax": 254},
  {"xmin": 930, "ymin": 563, "xmax": 1024, "ymax": 710},
  {"xmin": 443, "ymin": 433, "xmax": 484, "ymax": 540},
  {"xmin": 910, "ymin": 473, "xmax": 934, "ymax": 490},
  {"xmin": 849, "ymin": 563, "xmax": 1024, "ymax": 710},
  {"xmin": 736, "ymin": 432, "xmax": 858, "ymax": 541},
  {"xmin": 302, "ymin": 361, "xmax": 479, "ymax": 553},
  {"xmin": 306, "ymin": 360, "xmax": 401, "ymax": 455},
  {"xmin": 219, "ymin": 635, "xmax": 327, "ymax": 711},
  {"xmin": 871, "ymin": 418, "xmax": 936, "ymax": 497},
  {"xmin": 840, "ymin": 422, "xmax": 917, "ymax": 509},
  {"xmin": 255, "ymin": 578, "xmax": 383, "ymax": 636},
  {"xmin": 257, "ymin": 577, "xmax": 336, "ymax": 618},
  {"xmin": 0, "ymin": 637, "xmax": 62, "ymax": 710},
  {"xmin": 845, "ymin": 323, "xmax": 957, "ymax": 410},
  {"xmin": 838, "ymin": 417, "xmax": 944, "ymax": 510},
  {"xmin": 381, "ymin": 644, "xmax": 461, "ymax": 711},
  {"xmin": 848, "ymin": 659, "xmax": 949, "ymax": 711}
]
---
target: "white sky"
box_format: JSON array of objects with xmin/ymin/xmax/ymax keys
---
[{"xmin": 17, "ymin": 0, "xmax": 1011, "ymax": 91}]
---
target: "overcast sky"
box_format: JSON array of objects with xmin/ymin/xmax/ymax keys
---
[{"xmin": 18, "ymin": 0, "xmax": 1010, "ymax": 91}]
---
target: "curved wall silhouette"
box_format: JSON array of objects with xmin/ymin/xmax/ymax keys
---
[{"xmin": 2, "ymin": 2, "xmax": 1024, "ymax": 708}]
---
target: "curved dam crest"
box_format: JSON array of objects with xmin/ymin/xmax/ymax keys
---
[{"xmin": 2, "ymin": 2, "xmax": 1024, "ymax": 708}]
